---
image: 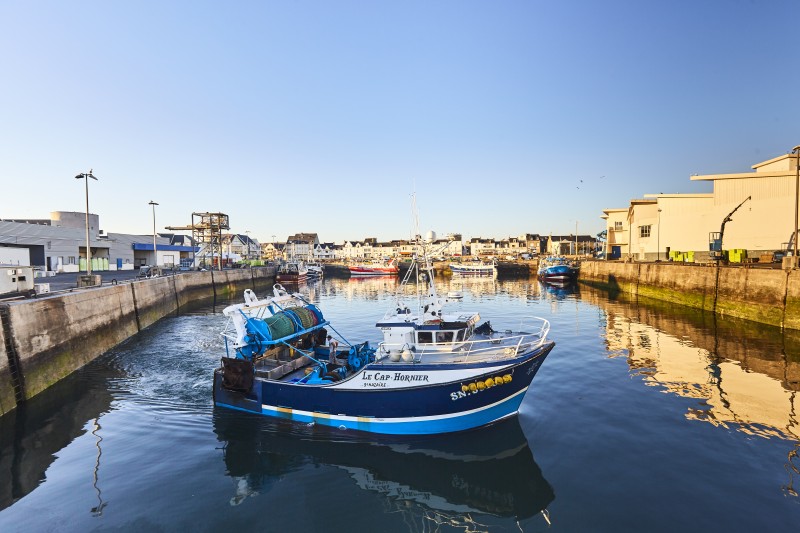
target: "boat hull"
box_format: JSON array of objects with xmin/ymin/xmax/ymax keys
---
[
  {"xmin": 348, "ymin": 267, "xmax": 399, "ymax": 276},
  {"xmin": 214, "ymin": 341, "xmax": 554, "ymax": 435},
  {"xmin": 538, "ymin": 265, "xmax": 578, "ymax": 283},
  {"xmin": 276, "ymin": 272, "xmax": 308, "ymax": 282}
]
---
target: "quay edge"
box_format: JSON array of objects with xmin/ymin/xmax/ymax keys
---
[
  {"xmin": 579, "ymin": 260, "xmax": 800, "ymax": 330},
  {"xmin": 0, "ymin": 267, "xmax": 276, "ymax": 417}
]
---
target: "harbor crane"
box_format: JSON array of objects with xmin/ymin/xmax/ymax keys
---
[{"xmin": 708, "ymin": 196, "xmax": 751, "ymax": 262}]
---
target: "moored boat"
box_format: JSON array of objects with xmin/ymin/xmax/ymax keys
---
[
  {"xmin": 306, "ymin": 262, "xmax": 324, "ymax": 279},
  {"xmin": 537, "ymin": 256, "xmax": 579, "ymax": 283},
  {"xmin": 348, "ymin": 259, "xmax": 399, "ymax": 276},
  {"xmin": 275, "ymin": 261, "xmax": 308, "ymax": 283},
  {"xmin": 449, "ymin": 260, "xmax": 497, "ymax": 276},
  {"xmin": 213, "ymin": 239, "xmax": 555, "ymax": 435}
]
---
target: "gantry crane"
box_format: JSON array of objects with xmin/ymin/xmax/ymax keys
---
[{"xmin": 166, "ymin": 212, "xmax": 229, "ymax": 270}]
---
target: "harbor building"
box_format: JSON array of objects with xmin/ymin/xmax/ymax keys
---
[
  {"xmin": 0, "ymin": 211, "xmax": 197, "ymax": 272},
  {"xmin": 602, "ymin": 151, "xmax": 799, "ymax": 262}
]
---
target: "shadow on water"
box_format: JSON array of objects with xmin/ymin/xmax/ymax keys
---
[
  {"xmin": 212, "ymin": 410, "xmax": 555, "ymax": 530},
  {"xmin": 0, "ymin": 361, "xmax": 123, "ymax": 510}
]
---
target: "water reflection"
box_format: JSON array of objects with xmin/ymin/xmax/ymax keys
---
[
  {"xmin": 0, "ymin": 364, "xmax": 120, "ymax": 510},
  {"xmin": 582, "ymin": 286, "xmax": 800, "ymax": 444},
  {"xmin": 540, "ymin": 280, "xmax": 579, "ymax": 300},
  {"xmin": 212, "ymin": 412, "xmax": 555, "ymax": 528}
]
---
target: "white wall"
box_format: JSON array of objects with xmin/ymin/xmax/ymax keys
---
[{"xmin": 0, "ymin": 246, "xmax": 31, "ymax": 266}]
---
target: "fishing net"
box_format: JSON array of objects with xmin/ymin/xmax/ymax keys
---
[
  {"xmin": 264, "ymin": 312, "xmax": 297, "ymax": 340},
  {"xmin": 289, "ymin": 307, "xmax": 320, "ymax": 329}
]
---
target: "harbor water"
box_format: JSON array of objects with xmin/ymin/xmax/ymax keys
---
[{"xmin": 1, "ymin": 276, "xmax": 799, "ymax": 532}]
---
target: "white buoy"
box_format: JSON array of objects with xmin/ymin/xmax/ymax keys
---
[
  {"xmin": 389, "ymin": 351, "xmax": 401, "ymax": 362},
  {"xmin": 401, "ymin": 348, "xmax": 414, "ymax": 362}
]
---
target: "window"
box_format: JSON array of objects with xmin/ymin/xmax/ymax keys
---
[
  {"xmin": 640, "ymin": 225, "xmax": 651, "ymax": 238},
  {"xmin": 417, "ymin": 331, "xmax": 433, "ymax": 344},
  {"xmin": 614, "ymin": 221, "xmax": 623, "ymax": 231},
  {"xmin": 68, "ymin": 256, "xmax": 76, "ymax": 264},
  {"xmin": 436, "ymin": 331, "xmax": 454, "ymax": 344}
]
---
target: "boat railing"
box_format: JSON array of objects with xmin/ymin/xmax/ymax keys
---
[{"xmin": 375, "ymin": 317, "xmax": 550, "ymax": 364}]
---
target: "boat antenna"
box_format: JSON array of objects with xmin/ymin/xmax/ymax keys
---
[{"xmin": 411, "ymin": 190, "xmax": 420, "ymax": 242}]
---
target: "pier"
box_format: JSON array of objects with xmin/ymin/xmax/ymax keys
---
[
  {"xmin": 580, "ymin": 260, "xmax": 800, "ymax": 331},
  {"xmin": 0, "ymin": 267, "xmax": 275, "ymax": 416}
]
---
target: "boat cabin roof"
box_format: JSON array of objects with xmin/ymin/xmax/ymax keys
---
[{"xmin": 376, "ymin": 311, "xmax": 480, "ymax": 329}]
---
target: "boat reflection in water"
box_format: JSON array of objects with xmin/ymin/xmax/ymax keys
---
[
  {"xmin": 539, "ymin": 280, "xmax": 578, "ymax": 300},
  {"xmin": 213, "ymin": 412, "xmax": 554, "ymax": 529}
]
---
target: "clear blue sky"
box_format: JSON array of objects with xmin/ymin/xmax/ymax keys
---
[{"xmin": 1, "ymin": 0, "xmax": 798, "ymax": 244}]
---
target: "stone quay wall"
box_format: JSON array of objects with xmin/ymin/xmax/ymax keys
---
[
  {"xmin": 580, "ymin": 261, "xmax": 800, "ymax": 330},
  {"xmin": 0, "ymin": 267, "xmax": 275, "ymax": 417}
]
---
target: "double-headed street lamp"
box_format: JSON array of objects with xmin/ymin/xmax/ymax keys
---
[
  {"xmin": 75, "ymin": 169, "xmax": 98, "ymax": 276},
  {"xmin": 149, "ymin": 201, "xmax": 159, "ymax": 267}
]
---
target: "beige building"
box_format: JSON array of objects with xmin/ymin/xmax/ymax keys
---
[{"xmin": 603, "ymin": 151, "xmax": 798, "ymax": 261}]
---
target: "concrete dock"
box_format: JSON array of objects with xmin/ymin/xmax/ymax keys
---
[{"xmin": 0, "ymin": 267, "xmax": 275, "ymax": 416}]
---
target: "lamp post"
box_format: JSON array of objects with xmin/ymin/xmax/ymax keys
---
[
  {"xmin": 793, "ymin": 145, "xmax": 800, "ymax": 265},
  {"xmin": 75, "ymin": 169, "xmax": 98, "ymax": 276},
  {"xmin": 657, "ymin": 208, "xmax": 662, "ymax": 261},
  {"xmin": 148, "ymin": 201, "xmax": 159, "ymax": 267},
  {"xmin": 245, "ymin": 230, "xmax": 251, "ymax": 261}
]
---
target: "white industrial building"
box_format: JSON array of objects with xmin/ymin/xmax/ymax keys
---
[
  {"xmin": 602, "ymin": 151, "xmax": 799, "ymax": 262},
  {"xmin": 0, "ymin": 211, "xmax": 197, "ymax": 271}
]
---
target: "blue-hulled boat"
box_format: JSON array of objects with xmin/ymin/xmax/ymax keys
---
[
  {"xmin": 213, "ymin": 239, "xmax": 555, "ymax": 435},
  {"xmin": 537, "ymin": 256, "xmax": 579, "ymax": 283}
]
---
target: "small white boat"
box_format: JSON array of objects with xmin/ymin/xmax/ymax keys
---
[
  {"xmin": 306, "ymin": 262, "xmax": 324, "ymax": 279},
  {"xmin": 449, "ymin": 260, "xmax": 497, "ymax": 276}
]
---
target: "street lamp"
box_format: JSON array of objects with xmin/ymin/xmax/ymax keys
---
[
  {"xmin": 793, "ymin": 145, "xmax": 800, "ymax": 265},
  {"xmin": 149, "ymin": 201, "xmax": 159, "ymax": 267},
  {"xmin": 75, "ymin": 169, "xmax": 98, "ymax": 276},
  {"xmin": 245, "ymin": 230, "xmax": 251, "ymax": 261},
  {"xmin": 657, "ymin": 208, "xmax": 662, "ymax": 261}
]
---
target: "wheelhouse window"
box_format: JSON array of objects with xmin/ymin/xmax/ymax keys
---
[
  {"xmin": 436, "ymin": 331, "xmax": 454, "ymax": 344},
  {"xmin": 417, "ymin": 331, "xmax": 433, "ymax": 344},
  {"xmin": 639, "ymin": 225, "xmax": 651, "ymax": 238}
]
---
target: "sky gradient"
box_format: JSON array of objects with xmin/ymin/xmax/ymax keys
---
[{"xmin": 1, "ymin": 0, "xmax": 798, "ymax": 244}]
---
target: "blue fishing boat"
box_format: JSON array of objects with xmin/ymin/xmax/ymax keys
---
[
  {"xmin": 537, "ymin": 256, "xmax": 579, "ymax": 283},
  {"xmin": 213, "ymin": 238, "xmax": 555, "ymax": 435}
]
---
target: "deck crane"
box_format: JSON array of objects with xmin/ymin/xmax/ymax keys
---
[{"xmin": 708, "ymin": 196, "xmax": 751, "ymax": 262}]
